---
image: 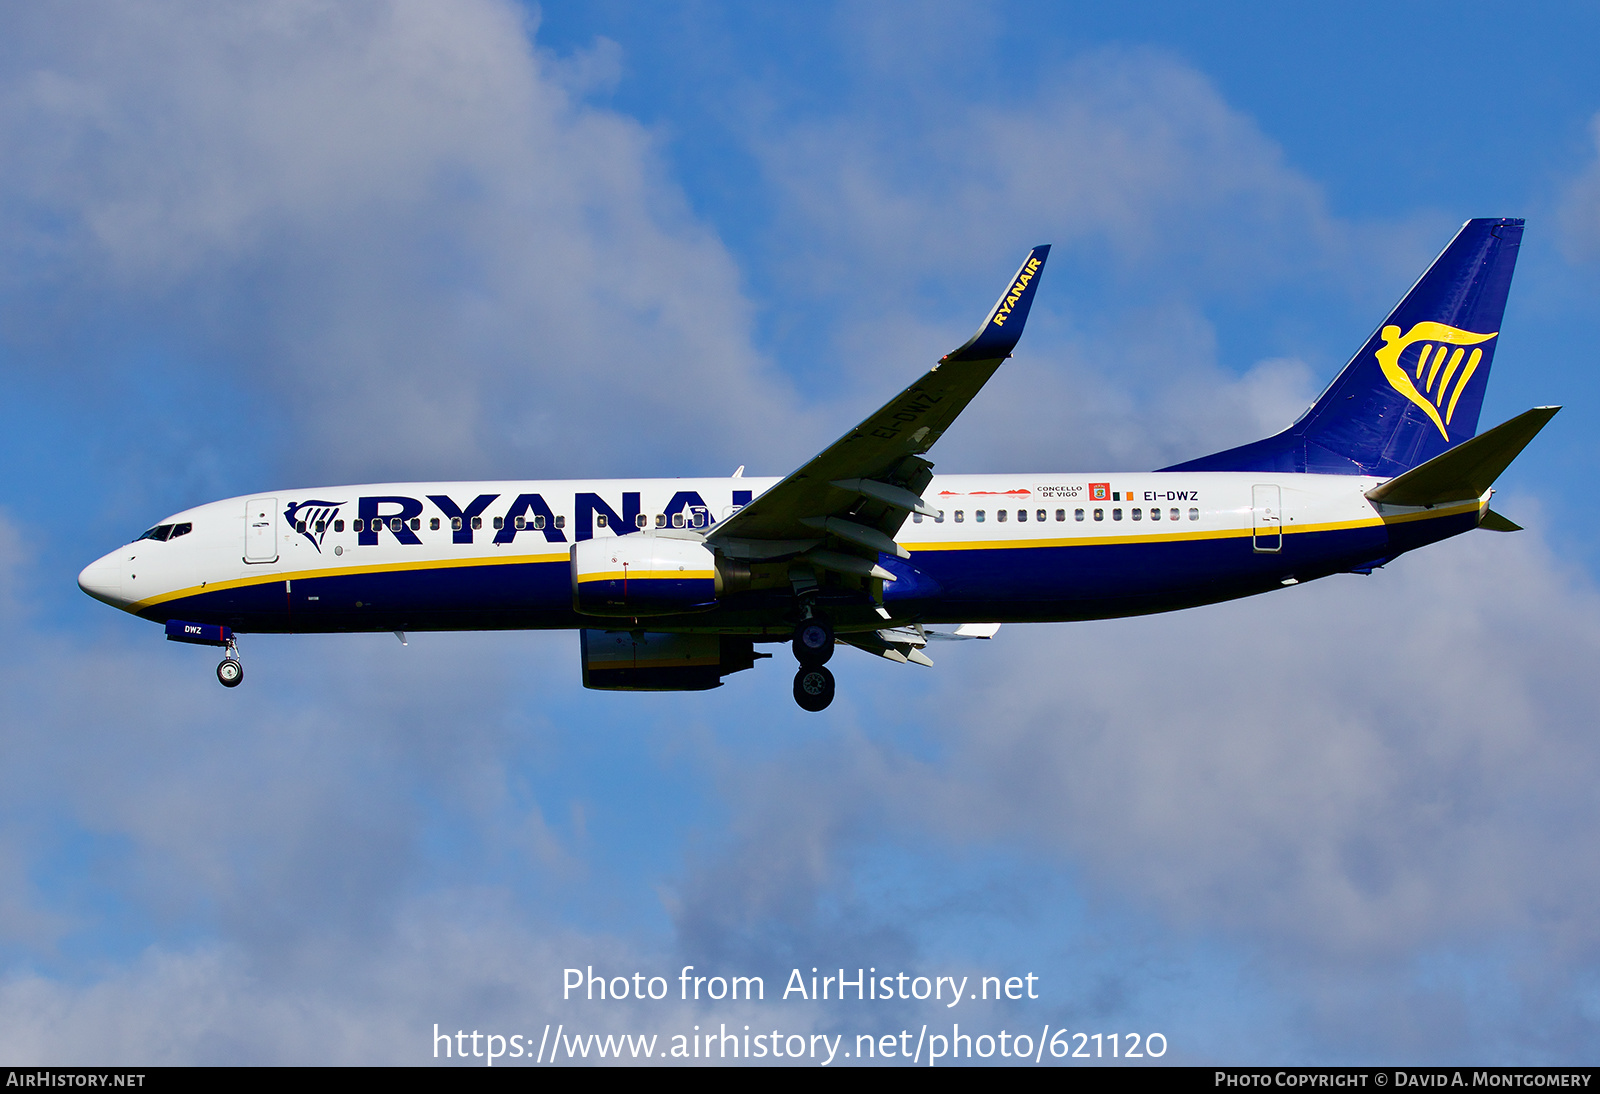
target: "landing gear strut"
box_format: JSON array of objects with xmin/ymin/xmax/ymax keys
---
[
  {"xmin": 793, "ymin": 664, "xmax": 835, "ymax": 712},
  {"xmin": 216, "ymin": 638, "xmax": 244, "ymax": 688}
]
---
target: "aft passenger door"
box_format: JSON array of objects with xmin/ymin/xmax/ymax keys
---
[
  {"xmin": 245, "ymin": 497, "xmax": 278, "ymax": 563},
  {"xmin": 1252, "ymin": 484, "xmax": 1282, "ymax": 553}
]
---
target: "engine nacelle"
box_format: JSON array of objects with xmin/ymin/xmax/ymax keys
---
[
  {"xmin": 580, "ymin": 630, "xmax": 762, "ymax": 691},
  {"xmin": 571, "ymin": 535, "xmax": 721, "ymax": 617}
]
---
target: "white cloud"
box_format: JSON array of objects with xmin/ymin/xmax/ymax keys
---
[
  {"xmin": 659, "ymin": 518, "xmax": 1600, "ymax": 1055},
  {"xmin": 739, "ymin": 46, "xmax": 1441, "ymax": 474},
  {"xmin": 0, "ymin": 0, "xmax": 800, "ymax": 482},
  {"xmin": 1558, "ymin": 113, "xmax": 1600, "ymax": 263},
  {"xmin": 0, "ymin": 911, "xmax": 772, "ymax": 1065}
]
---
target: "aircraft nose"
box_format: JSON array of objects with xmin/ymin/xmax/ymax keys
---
[{"xmin": 77, "ymin": 551, "xmax": 128, "ymax": 608}]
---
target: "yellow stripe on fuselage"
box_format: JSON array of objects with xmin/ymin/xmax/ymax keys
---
[{"xmin": 576, "ymin": 570, "xmax": 715, "ymax": 583}]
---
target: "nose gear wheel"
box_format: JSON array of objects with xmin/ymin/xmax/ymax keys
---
[{"xmin": 216, "ymin": 637, "xmax": 244, "ymax": 688}]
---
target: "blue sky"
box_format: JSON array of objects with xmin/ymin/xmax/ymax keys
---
[{"xmin": 3, "ymin": 0, "xmax": 1600, "ymax": 1065}]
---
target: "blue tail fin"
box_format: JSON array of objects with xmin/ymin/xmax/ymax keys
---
[{"xmin": 1164, "ymin": 218, "xmax": 1524, "ymax": 476}]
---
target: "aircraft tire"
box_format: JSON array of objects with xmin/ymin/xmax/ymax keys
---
[
  {"xmin": 793, "ymin": 665, "xmax": 835, "ymax": 712},
  {"xmin": 217, "ymin": 658, "xmax": 244, "ymax": 688},
  {"xmin": 793, "ymin": 616, "xmax": 834, "ymax": 665}
]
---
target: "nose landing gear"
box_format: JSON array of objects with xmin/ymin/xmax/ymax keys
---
[{"xmin": 216, "ymin": 637, "xmax": 244, "ymax": 688}]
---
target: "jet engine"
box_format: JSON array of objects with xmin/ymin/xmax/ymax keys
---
[{"xmin": 570, "ymin": 535, "xmax": 723, "ymax": 617}]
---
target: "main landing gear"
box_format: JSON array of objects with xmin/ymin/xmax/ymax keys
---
[
  {"xmin": 793, "ymin": 664, "xmax": 835, "ymax": 712},
  {"xmin": 216, "ymin": 638, "xmax": 244, "ymax": 688},
  {"xmin": 791, "ymin": 613, "xmax": 836, "ymax": 712}
]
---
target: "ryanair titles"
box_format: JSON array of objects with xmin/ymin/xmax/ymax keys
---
[
  {"xmin": 990, "ymin": 255, "xmax": 1042, "ymax": 328},
  {"xmin": 279, "ymin": 489, "xmax": 753, "ymax": 548}
]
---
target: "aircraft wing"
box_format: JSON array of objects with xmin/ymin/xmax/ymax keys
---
[{"xmin": 708, "ymin": 245, "xmax": 1050, "ymax": 561}]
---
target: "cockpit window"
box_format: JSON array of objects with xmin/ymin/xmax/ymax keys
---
[{"xmin": 136, "ymin": 521, "xmax": 193, "ymax": 542}]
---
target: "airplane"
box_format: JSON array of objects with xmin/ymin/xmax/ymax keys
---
[{"xmin": 77, "ymin": 218, "xmax": 1555, "ymax": 712}]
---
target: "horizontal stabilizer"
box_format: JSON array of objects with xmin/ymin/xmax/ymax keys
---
[
  {"xmin": 1365, "ymin": 406, "xmax": 1559, "ymax": 507},
  {"xmin": 1478, "ymin": 509, "xmax": 1523, "ymax": 532}
]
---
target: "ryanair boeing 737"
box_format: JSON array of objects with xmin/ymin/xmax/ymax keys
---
[{"xmin": 78, "ymin": 219, "xmax": 1555, "ymax": 711}]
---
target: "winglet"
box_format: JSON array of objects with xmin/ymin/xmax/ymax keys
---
[{"xmin": 944, "ymin": 245, "xmax": 1051, "ymax": 362}]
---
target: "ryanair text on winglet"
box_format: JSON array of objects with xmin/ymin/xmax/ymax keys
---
[{"xmin": 990, "ymin": 255, "xmax": 1042, "ymax": 327}]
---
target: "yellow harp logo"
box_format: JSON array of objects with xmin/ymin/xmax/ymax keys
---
[{"xmin": 1375, "ymin": 322, "xmax": 1498, "ymax": 441}]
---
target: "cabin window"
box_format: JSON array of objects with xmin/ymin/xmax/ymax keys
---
[
  {"xmin": 295, "ymin": 520, "xmax": 307, "ymax": 533},
  {"xmin": 996, "ymin": 510, "xmax": 1006, "ymax": 522},
  {"xmin": 532, "ymin": 514, "xmax": 546, "ymax": 530},
  {"xmin": 1093, "ymin": 509, "xmax": 1103, "ymax": 521},
  {"xmin": 673, "ymin": 513, "xmax": 685, "ymax": 528},
  {"xmin": 1038, "ymin": 509, "xmax": 1048, "ymax": 522},
  {"xmin": 430, "ymin": 517, "xmax": 440, "ymax": 531},
  {"xmin": 936, "ymin": 510, "xmax": 944, "ymax": 523},
  {"xmin": 1073, "ymin": 509, "xmax": 1083, "ymax": 521},
  {"xmin": 555, "ymin": 516, "xmax": 566, "ymax": 529},
  {"xmin": 954, "ymin": 511, "xmax": 964, "ymax": 523},
  {"xmin": 493, "ymin": 517, "xmax": 504, "ymax": 530},
  {"xmin": 1131, "ymin": 508, "xmax": 1142, "ymax": 521},
  {"xmin": 334, "ymin": 520, "xmax": 345, "ymax": 532},
  {"xmin": 409, "ymin": 517, "xmax": 421, "ymax": 531},
  {"xmin": 1189, "ymin": 508, "xmax": 1199, "ymax": 521},
  {"xmin": 976, "ymin": 510, "xmax": 986, "ymax": 522},
  {"xmin": 314, "ymin": 520, "xmax": 326, "ymax": 534},
  {"xmin": 514, "ymin": 516, "xmax": 526, "ymax": 530},
  {"xmin": 451, "ymin": 517, "xmax": 462, "ymax": 531},
  {"xmin": 1170, "ymin": 508, "xmax": 1179, "ymax": 521},
  {"xmin": 1017, "ymin": 509, "xmax": 1027, "ymax": 522},
  {"xmin": 471, "ymin": 516, "xmax": 481, "ymax": 530},
  {"xmin": 596, "ymin": 514, "xmax": 608, "ymax": 529},
  {"xmin": 635, "ymin": 514, "xmax": 648, "ymax": 528},
  {"xmin": 692, "ymin": 510, "xmax": 707, "ymax": 528},
  {"xmin": 352, "ymin": 519, "xmax": 364, "ymax": 532},
  {"xmin": 1113, "ymin": 509, "xmax": 1123, "ymax": 521},
  {"xmin": 1150, "ymin": 508, "xmax": 1161, "ymax": 521},
  {"xmin": 656, "ymin": 514, "xmax": 666, "ymax": 528},
  {"xmin": 913, "ymin": 512, "xmax": 922, "ymax": 523}
]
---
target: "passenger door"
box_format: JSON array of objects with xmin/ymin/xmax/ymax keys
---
[
  {"xmin": 1252, "ymin": 484, "xmax": 1282, "ymax": 553},
  {"xmin": 245, "ymin": 498, "xmax": 278, "ymax": 563}
]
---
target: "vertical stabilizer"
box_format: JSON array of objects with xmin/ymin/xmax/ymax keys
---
[{"xmin": 1165, "ymin": 218, "xmax": 1523, "ymax": 476}]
